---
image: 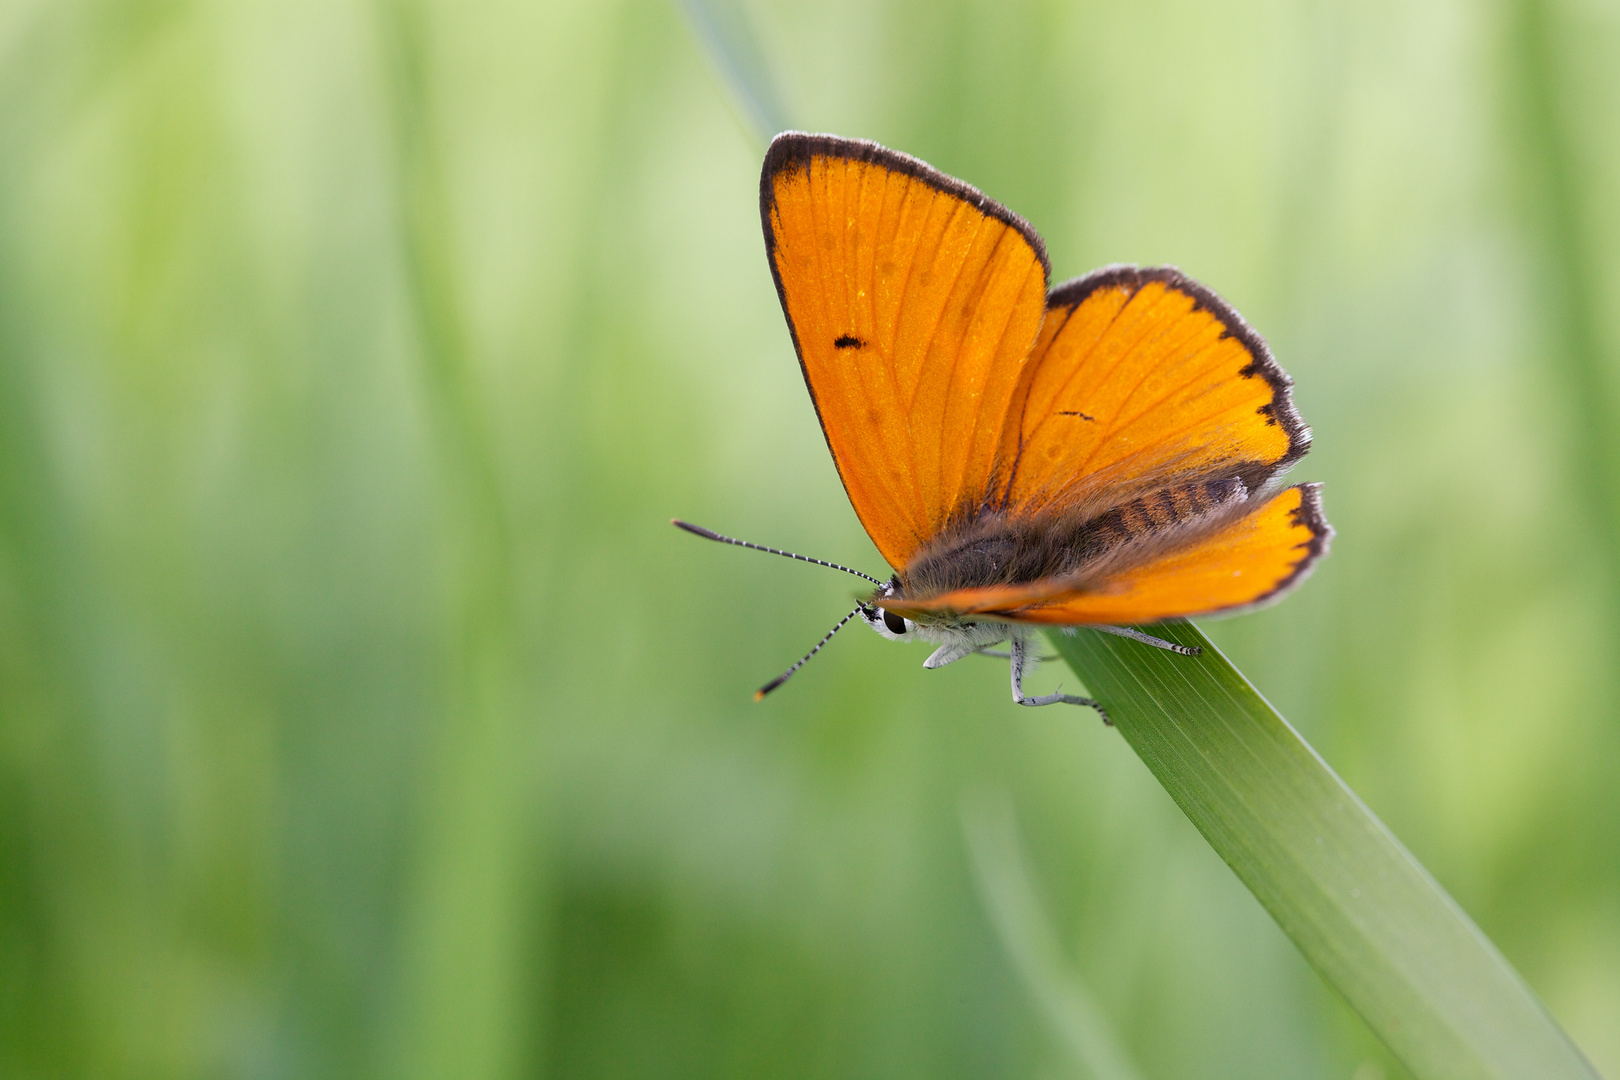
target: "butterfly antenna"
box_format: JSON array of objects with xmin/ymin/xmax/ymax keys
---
[
  {"xmin": 755, "ymin": 604, "xmax": 865, "ymax": 701},
  {"xmin": 672, "ymin": 519, "xmax": 885, "ymax": 585}
]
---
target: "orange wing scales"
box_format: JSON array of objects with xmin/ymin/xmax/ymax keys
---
[
  {"xmin": 1014, "ymin": 483, "xmax": 1329, "ymax": 623},
  {"xmin": 760, "ymin": 134, "xmax": 1328, "ymax": 627},
  {"xmin": 763, "ymin": 135, "xmax": 1050, "ymax": 568},
  {"xmin": 999, "ymin": 268, "xmax": 1308, "ymax": 517}
]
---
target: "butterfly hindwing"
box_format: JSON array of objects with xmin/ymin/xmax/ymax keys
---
[
  {"xmin": 878, "ymin": 483, "xmax": 1331, "ymax": 625},
  {"xmin": 1018, "ymin": 482, "xmax": 1330, "ymax": 623},
  {"xmin": 762, "ymin": 133, "xmax": 1051, "ymax": 568}
]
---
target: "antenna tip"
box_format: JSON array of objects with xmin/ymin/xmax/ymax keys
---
[
  {"xmin": 671, "ymin": 519, "xmax": 712, "ymax": 539},
  {"xmin": 753, "ymin": 689, "xmax": 768, "ymax": 702}
]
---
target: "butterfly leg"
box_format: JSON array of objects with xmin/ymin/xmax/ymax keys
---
[
  {"xmin": 1087, "ymin": 625, "xmax": 1202, "ymax": 656},
  {"xmin": 1009, "ymin": 637, "xmax": 1111, "ymax": 724},
  {"xmin": 974, "ymin": 648, "xmax": 1057, "ymax": 661}
]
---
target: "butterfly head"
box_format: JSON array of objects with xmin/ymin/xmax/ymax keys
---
[
  {"xmin": 672, "ymin": 519, "xmax": 1016, "ymax": 692},
  {"xmin": 859, "ymin": 577, "xmax": 1015, "ymax": 670},
  {"xmin": 857, "ymin": 580, "xmax": 917, "ymax": 641}
]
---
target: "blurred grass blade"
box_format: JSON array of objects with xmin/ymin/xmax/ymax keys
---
[
  {"xmin": 1048, "ymin": 622, "xmax": 1599, "ymax": 1080},
  {"xmin": 1511, "ymin": 0, "xmax": 1620, "ymax": 615},
  {"xmin": 962, "ymin": 790, "xmax": 1145, "ymax": 1080},
  {"xmin": 377, "ymin": 4, "xmax": 526, "ymax": 1077},
  {"xmin": 674, "ymin": 0, "xmax": 793, "ymax": 141}
]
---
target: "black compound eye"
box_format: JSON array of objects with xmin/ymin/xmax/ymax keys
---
[{"xmin": 882, "ymin": 609, "xmax": 908, "ymax": 635}]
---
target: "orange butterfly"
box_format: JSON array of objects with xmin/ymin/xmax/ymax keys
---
[{"xmin": 678, "ymin": 133, "xmax": 1331, "ymax": 718}]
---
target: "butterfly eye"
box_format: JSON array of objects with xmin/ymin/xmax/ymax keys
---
[{"xmin": 882, "ymin": 609, "xmax": 908, "ymax": 635}]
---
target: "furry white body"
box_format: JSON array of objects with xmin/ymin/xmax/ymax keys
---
[
  {"xmin": 852, "ymin": 588, "xmax": 1199, "ymax": 723},
  {"xmin": 855, "ymin": 605, "xmax": 1021, "ymax": 668},
  {"xmin": 670, "ymin": 519, "xmax": 1198, "ymax": 719}
]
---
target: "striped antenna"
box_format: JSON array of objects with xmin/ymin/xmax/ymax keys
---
[
  {"xmin": 672, "ymin": 519, "xmax": 885, "ymax": 585},
  {"xmin": 754, "ymin": 605, "xmax": 865, "ymax": 701}
]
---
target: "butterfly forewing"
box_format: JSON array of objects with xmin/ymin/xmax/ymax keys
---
[{"xmin": 762, "ymin": 134, "xmax": 1050, "ymax": 568}]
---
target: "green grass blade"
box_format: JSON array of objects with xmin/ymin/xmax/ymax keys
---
[{"xmin": 1047, "ymin": 621, "xmax": 1600, "ymax": 1080}]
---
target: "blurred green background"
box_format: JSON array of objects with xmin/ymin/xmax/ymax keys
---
[{"xmin": 1, "ymin": 0, "xmax": 1617, "ymax": 1077}]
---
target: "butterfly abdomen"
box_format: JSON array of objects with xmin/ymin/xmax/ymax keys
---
[{"xmin": 1083, "ymin": 478, "xmax": 1245, "ymax": 546}]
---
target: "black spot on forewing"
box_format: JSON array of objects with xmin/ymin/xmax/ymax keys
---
[
  {"xmin": 1057, "ymin": 410, "xmax": 1095, "ymax": 421},
  {"xmin": 834, "ymin": 335, "xmax": 864, "ymax": 349}
]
